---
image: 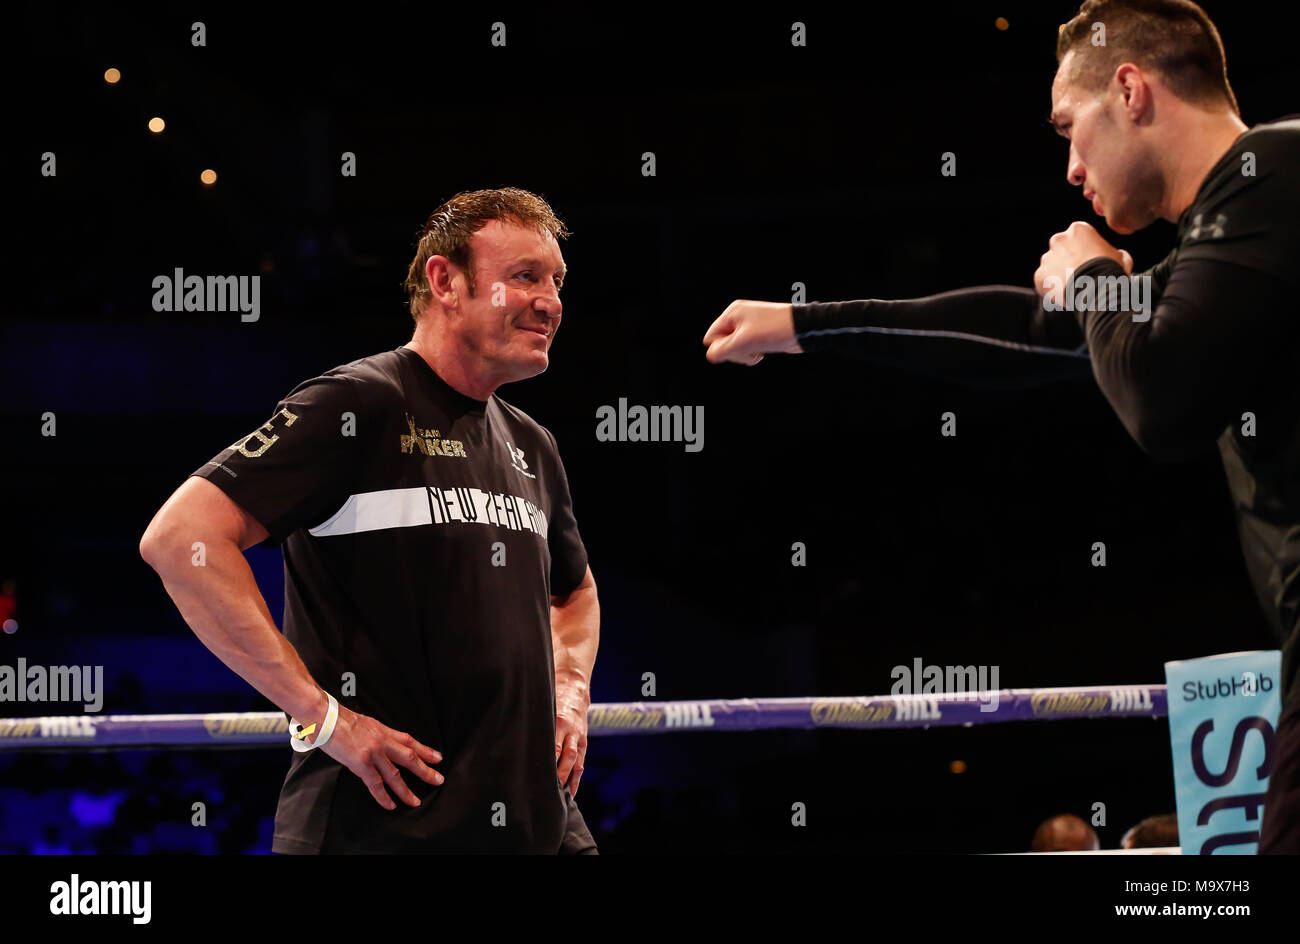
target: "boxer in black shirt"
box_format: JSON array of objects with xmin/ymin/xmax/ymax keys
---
[{"xmin": 705, "ymin": 1, "xmax": 1300, "ymax": 851}]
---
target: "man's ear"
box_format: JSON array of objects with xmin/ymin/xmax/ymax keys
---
[
  {"xmin": 1114, "ymin": 63, "xmax": 1149, "ymax": 120},
  {"xmin": 425, "ymin": 255, "xmax": 459, "ymax": 309}
]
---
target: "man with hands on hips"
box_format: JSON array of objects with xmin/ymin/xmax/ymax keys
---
[{"xmin": 142, "ymin": 187, "xmax": 600, "ymax": 853}]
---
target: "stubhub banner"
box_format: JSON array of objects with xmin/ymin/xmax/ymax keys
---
[{"xmin": 1165, "ymin": 650, "xmax": 1281, "ymax": 855}]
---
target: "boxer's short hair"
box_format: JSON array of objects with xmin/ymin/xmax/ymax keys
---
[
  {"xmin": 404, "ymin": 187, "xmax": 570, "ymax": 320},
  {"xmin": 1056, "ymin": 0, "xmax": 1239, "ymax": 117}
]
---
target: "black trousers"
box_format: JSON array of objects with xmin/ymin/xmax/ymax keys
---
[
  {"xmin": 279, "ymin": 784, "xmax": 599, "ymax": 854},
  {"xmin": 559, "ymin": 786, "xmax": 598, "ymax": 854},
  {"xmin": 1258, "ymin": 688, "xmax": 1300, "ymax": 853}
]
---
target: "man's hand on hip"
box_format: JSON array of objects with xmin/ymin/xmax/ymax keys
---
[{"xmin": 315, "ymin": 702, "xmax": 444, "ymax": 811}]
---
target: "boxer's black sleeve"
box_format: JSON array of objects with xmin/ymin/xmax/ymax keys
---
[
  {"xmin": 1070, "ymin": 255, "xmax": 1298, "ymax": 460},
  {"xmin": 791, "ymin": 284, "xmax": 1094, "ymax": 389},
  {"xmin": 190, "ymin": 373, "xmax": 371, "ymax": 547},
  {"xmin": 542, "ymin": 426, "xmax": 589, "ymax": 598}
]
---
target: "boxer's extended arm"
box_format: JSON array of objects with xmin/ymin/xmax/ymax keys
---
[
  {"xmin": 792, "ymin": 283, "xmax": 1094, "ymax": 389},
  {"xmin": 704, "ymin": 278, "xmax": 1111, "ymax": 385}
]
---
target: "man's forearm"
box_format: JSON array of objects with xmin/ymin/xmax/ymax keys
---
[
  {"xmin": 792, "ymin": 284, "xmax": 1092, "ymax": 389},
  {"xmin": 143, "ymin": 538, "xmax": 328, "ymax": 723},
  {"xmin": 552, "ymin": 581, "xmax": 599, "ymax": 698}
]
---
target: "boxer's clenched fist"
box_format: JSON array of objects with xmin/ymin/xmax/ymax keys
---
[
  {"xmin": 1033, "ymin": 221, "xmax": 1134, "ymax": 308},
  {"xmin": 703, "ymin": 300, "xmax": 803, "ymax": 365}
]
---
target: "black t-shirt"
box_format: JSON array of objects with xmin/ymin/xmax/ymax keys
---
[
  {"xmin": 792, "ymin": 116, "xmax": 1300, "ymax": 698},
  {"xmin": 191, "ymin": 345, "xmax": 591, "ymax": 852}
]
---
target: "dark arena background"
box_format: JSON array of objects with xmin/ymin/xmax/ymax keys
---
[{"xmin": 3, "ymin": 0, "xmax": 1297, "ymax": 872}]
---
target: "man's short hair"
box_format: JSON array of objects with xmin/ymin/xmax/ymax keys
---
[
  {"xmin": 1056, "ymin": 0, "xmax": 1239, "ymax": 117},
  {"xmin": 1031, "ymin": 813, "xmax": 1101, "ymax": 852},
  {"xmin": 403, "ymin": 187, "xmax": 570, "ymax": 321},
  {"xmin": 1121, "ymin": 813, "xmax": 1180, "ymax": 848}
]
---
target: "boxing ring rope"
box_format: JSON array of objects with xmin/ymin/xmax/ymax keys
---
[{"xmin": 0, "ymin": 684, "xmax": 1166, "ymax": 749}]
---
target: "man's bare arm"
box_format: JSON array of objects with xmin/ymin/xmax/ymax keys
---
[
  {"xmin": 139, "ymin": 476, "xmax": 444, "ymax": 809},
  {"xmin": 551, "ymin": 565, "xmax": 599, "ymax": 796},
  {"xmin": 139, "ymin": 476, "xmax": 327, "ymax": 724}
]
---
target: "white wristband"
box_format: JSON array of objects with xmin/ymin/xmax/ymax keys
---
[{"xmin": 289, "ymin": 693, "xmax": 339, "ymax": 753}]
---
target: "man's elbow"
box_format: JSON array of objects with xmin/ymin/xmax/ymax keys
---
[
  {"xmin": 139, "ymin": 508, "xmax": 197, "ymax": 573},
  {"xmin": 139, "ymin": 515, "xmax": 177, "ymax": 571}
]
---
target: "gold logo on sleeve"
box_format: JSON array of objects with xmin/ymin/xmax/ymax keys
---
[
  {"xmin": 401, "ymin": 413, "xmax": 467, "ymax": 458},
  {"xmin": 230, "ymin": 408, "xmax": 299, "ymax": 458}
]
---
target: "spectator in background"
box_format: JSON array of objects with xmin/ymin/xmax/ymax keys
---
[
  {"xmin": 1121, "ymin": 813, "xmax": 1179, "ymax": 849},
  {"xmin": 1031, "ymin": 813, "xmax": 1101, "ymax": 852}
]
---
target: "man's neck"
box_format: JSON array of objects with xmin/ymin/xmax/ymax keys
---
[
  {"xmin": 1162, "ymin": 110, "xmax": 1251, "ymax": 222},
  {"xmin": 404, "ymin": 335, "xmax": 498, "ymax": 402}
]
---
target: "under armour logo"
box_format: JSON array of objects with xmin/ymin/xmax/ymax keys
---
[
  {"xmin": 1187, "ymin": 212, "xmax": 1227, "ymax": 241},
  {"xmin": 506, "ymin": 440, "xmax": 535, "ymax": 478}
]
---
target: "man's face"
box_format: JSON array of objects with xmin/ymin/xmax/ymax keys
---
[
  {"xmin": 439, "ymin": 219, "xmax": 565, "ymax": 383},
  {"xmin": 1050, "ymin": 53, "xmax": 1162, "ymax": 235}
]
